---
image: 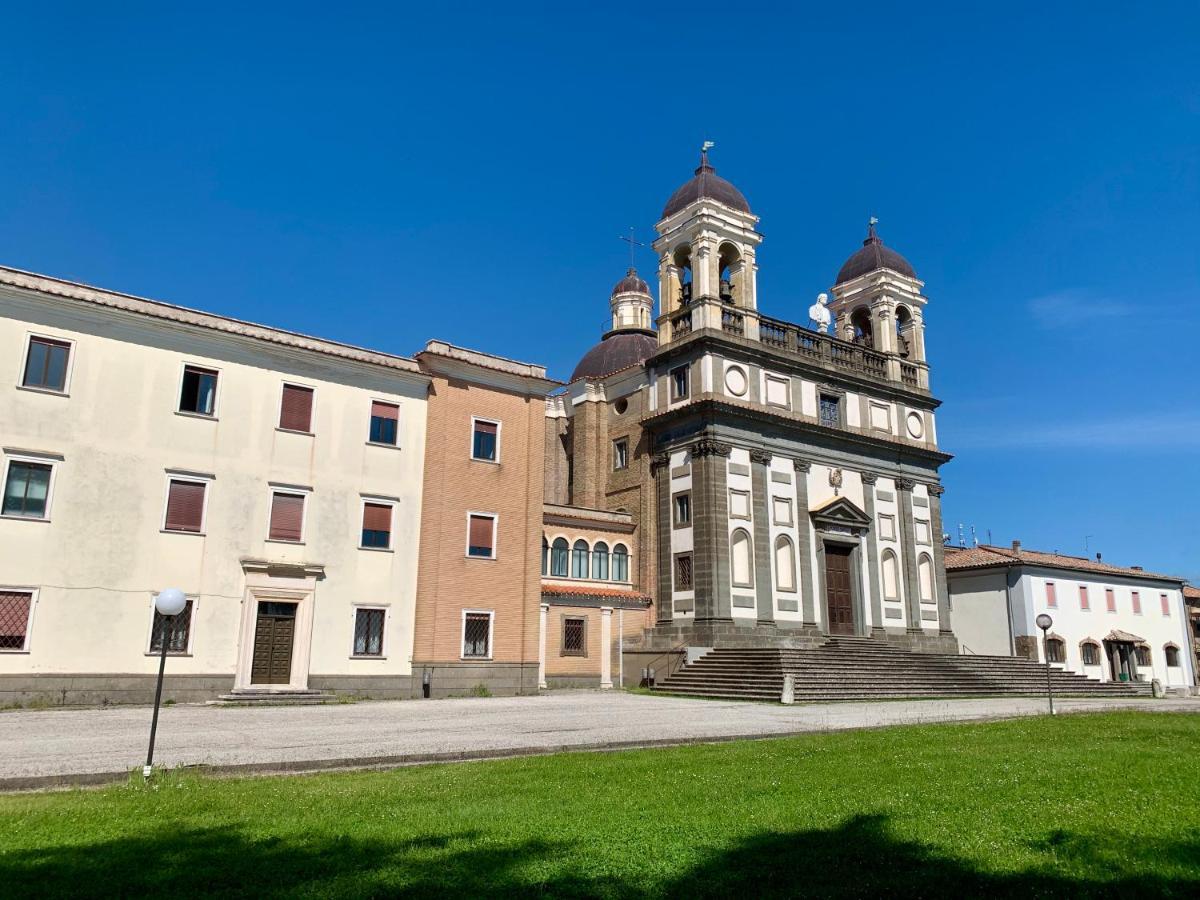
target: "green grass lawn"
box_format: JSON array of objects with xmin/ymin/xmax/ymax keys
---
[{"xmin": 2, "ymin": 711, "xmax": 1197, "ymax": 898}]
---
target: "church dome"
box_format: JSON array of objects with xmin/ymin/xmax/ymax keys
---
[
  {"xmin": 661, "ymin": 150, "xmax": 752, "ymax": 219},
  {"xmin": 570, "ymin": 331, "xmax": 658, "ymax": 382},
  {"xmin": 611, "ymin": 267, "xmax": 650, "ymax": 297},
  {"xmin": 835, "ymin": 220, "xmax": 917, "ymax": 285}
]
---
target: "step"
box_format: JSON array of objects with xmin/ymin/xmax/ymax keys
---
[{"xmin": 211, "ymin": 690, "xmax": 338, "ymax": 705}]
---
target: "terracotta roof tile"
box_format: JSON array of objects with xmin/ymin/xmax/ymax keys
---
[
  {"xmin": 541, "ymin": 584, "xmax": 651, "ymax": 603},
  {"xmin": 1183, "ymin": 584, "xmax": 1200, "ymax": 600},
  {"xmin": 945, "ymin": 544, "xmax": 1183, "ymax": 584}
]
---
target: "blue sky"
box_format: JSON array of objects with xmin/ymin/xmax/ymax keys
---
[{"xmin": 2, "ymin": 3, "xmax": 1197, "ymax": 580}]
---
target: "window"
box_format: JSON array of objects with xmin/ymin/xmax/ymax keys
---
[
  {"xmin": 1160, "ymin": 593, "xmax": 1171, "ymax": 617},
  {"xmin": 0, "ymin": 591, "xmax": 34, "ymax": 651},
  {"xmin": 819, "ymin": 394, "xmax": 841, "ymax": 428},
  {"xmin": 1165, "ymin": 645, "xmax": 1180, "ymax": 667},
  {"xmin": 541, "ymin": 537, "xmax": 549, "ymax": 576},
  {"xmin": 279, "ymin": 384, "xmax": 314, "ymax": 433},
  {"xmin": 591, "ymin": 542, "xmax": 609, "ymax": 580},
  {"xmin": 369, "ymin": 401, "xmax": 399, "ymax": 445},
  {"xmin": 462, "ymin": 611, "xmax": 492, "ymax": 658},
  {"xmin": 673, "ymin": 492, "xmax": 691, "ymax": 527},
  {"xmin": 1081, "ymin": 642, "xmax": 1100, "ymax": 666},
  {"xmin": 1132, "ymin": 591, "xmax": 1142, "ymax": 615},
  {"xmin": 1135, "ymin": 645, "xmax": 1151, "ymax": 667},
  {"xmin": 670, "ymin": 365, "xmax": 690, "ymax": 400},
  {"xmin": 613, "ymin": 438, "xmax": 628, "ymax": 471},
  {"xmin": 562, "ymin": 616, "xmax": 586, "ymax": 656},
  {"xmin": 1045, "ymin": 581, "xmax": 1058, "ymax": 609},
  {"xmin": 353, "ymin": 608, "xmax": 386, "ymax": 657},
  {"xmin": 775, "ymin": 536, "xmax": 797, "ymax": 592},
  {"xmin": 179, "ymin": 365, "xmax": 218, "ymax": 416},
  {"xmin": 149, "ymin": 599, "xmax": 194, "ymax": 654},
  {"xmin": 2, "ymin": 460, "xmax": 52, "ymax": 519},
  {"xmin": 675, "ymin": 553, "xmax": 694, "ymax": 590},
  {"xmin": 731, "ymin": 529, "xmax": 754, "ymax": 588},
  {"xmin": 612, "ymin": 544, "xmax": 629, "ymax": 582},
  {"xmin": 361, "ymin": 502, "xmax": 393, "ymax": 549},
  {"xmin": 1045, "ymin": 638, "xmax": 1065, "ymax": 664},
  {"xmin": 268, "ymin": 492, "xmax": 306, "ymax": 542},
  {"xmin": 918, "ymin": 554, "xmax": 934, "ymax": 603},
  {"xmin": 22, "ymin": 336, "xmax": 70, "ymax": 392},
  {"xmin": 467, "ymin": 513, "xmax": 496, "ymax": 558},
  {"xmin": 1105, "ymin": 588, "xmax": 1116, "ymax": 613},
  {"xmin": 163, "ymin": 478, "xmax": 206, "ymax": 533},
  {"xmin": 571, "ymin": 540, "xmax": 589, "ymax": 578},
  {"xmin": 882, "ymin": 550, "xmax": 900, "ymax": 601},
  {"xmin": 472, "ymin": 419, "xmax": 499, "ymax": 462},
  {"xmin": 1078, "ymin": 585, "xmax": 1090, "ymax": 611},
  {"xmin": 550, "ymin": 537, "xmax": 569, "ymax": 577}
]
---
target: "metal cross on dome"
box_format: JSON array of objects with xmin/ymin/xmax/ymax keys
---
[{"xmin": 619, "ymin": 227, "xmax": 646, "ymax": 269}]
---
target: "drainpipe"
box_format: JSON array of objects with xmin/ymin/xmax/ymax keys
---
[{"xmin": 1004, "ymin": 566, "xmax": 1017, "ymax": 656}]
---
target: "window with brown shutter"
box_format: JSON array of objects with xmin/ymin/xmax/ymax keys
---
[
  {"xmin": 279, "ymin": 384, "xmax": 314, "ymax": 433},
  {"xmin": 0, "ymin": 591, "xmax": 33, "ymax": 650},
  {"xmin": 467, "ymin": 514, "xmax": 495, "ymax": 558},
  {"xmin": 472, "ymin": 419, "xmax": 499, "ymax": 461},
  {"xmin": 369, "ymin": 401, "xmax": 399, "ymax": 445},
  {"xmin": 164, "ymin": 480, "xmax": 206, "ymax": 533},
  {"xmin": 361, "ymin": 502, "xmax": 392, "ymax": 549},
  {"xmin": 269, "ymin": 492, "xmax": 305, "ymax": 542}
]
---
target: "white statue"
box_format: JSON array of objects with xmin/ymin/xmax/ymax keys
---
[{"xmin": 808, "ymin": 292, "xmax": 832, "ymax": 333}]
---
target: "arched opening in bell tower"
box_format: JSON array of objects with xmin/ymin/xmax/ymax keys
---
[
  {"xmin": 673, "ymin": 244, "xmax": 693, "ymax": 305},
  {"xmin": 895, "ymin": 305, "xmax": 913, "ymax": 358},
  {"xmin": 850, "ymin": 307, "xmax": 874, "ymax": 349},
  {"xmin": 718, "ymin": 242, "xmax": 742, "ymax": 305}
]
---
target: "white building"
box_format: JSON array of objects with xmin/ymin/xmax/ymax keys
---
[
  {"xmin": 946, "ymin": 542, "xmax": 1195, "ymax": 692},
  {"xmin": 0, "ymin": 265, "xmax": 430, "ymax": 704}
]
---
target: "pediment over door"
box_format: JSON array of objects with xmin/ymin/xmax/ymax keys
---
[{"xmin": 810, "ymin": 496, "xmax": 872, "ymax": 536}]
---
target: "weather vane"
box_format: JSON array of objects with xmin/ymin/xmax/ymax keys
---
[
  {"xmin": 702, "ymin": 140, "xmax": 715, "ymax": 153},
  {"xmin": 619, "ymin": 227, "xmax": 646, "ymax": 269}
]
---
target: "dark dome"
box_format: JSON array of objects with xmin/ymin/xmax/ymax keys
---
[
  {"xmin": 612, "ymin": 267, "xmax": 650, "ymax": 297},
  {"xmin": 570, "ymin": 331, "xmax": 658, "ymax": 382},
  {"xmin": 661, "ymin": 151, "xmax": 751, "ymax": 219},
  {"xmin": 835, "ymin": 220, "xmax": 916, "ymax": 285}
]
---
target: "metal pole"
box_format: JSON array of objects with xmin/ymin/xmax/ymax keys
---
[
  {"xmin": 1041, "ymin": 627, "xmax": 1055, "ymax": 716},
  {"xmin": 144, "ymin": 614, "xmax": 172, "ymax": 778}
]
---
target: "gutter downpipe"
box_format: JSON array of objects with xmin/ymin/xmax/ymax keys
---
[{"xmin": 1004, "ymin": 565, "xmax": 1017, "ymax": 656}]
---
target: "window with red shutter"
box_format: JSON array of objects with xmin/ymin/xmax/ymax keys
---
[
  {"xmin": 467, "ymin": 514, "xmax": 495, "ymax": 558},
  {"xmin": 369, "ymin": 401, "xmax": 399, "ymax": 445},
  {"xmin": 361, "ymin": 502, "xmax": 392, "ymax": 549},
  {"xmin": 269, "ymin": 492, "xmax": 305, "ymax": 542},
  {"xmin": 279, "ymin": 384, "xmax": 314, "ymax": 432},
  {"xmin": 164, "ymin": 480, "xmax": 206, "ymax": 533}
]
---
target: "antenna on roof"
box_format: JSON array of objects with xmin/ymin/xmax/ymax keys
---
[
  {"xmin": 958, "ymin": 524, "xmax": 965, "ymax": 548},
  {"xmin": 971, "ymin": 525, "xmax": 978, "ymax": 548},
  {"xmin": 1084, "ymin": 535, "xmax": 1093, "ymax": 556},
  {"xmin": 987, "ymin": 529, "xmax": 993, "ymax": 545}
]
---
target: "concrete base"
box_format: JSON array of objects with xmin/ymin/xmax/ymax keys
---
[
  {"xmin": 409, "ymin": 661, "xmax": 541, "ymax": 699},
  {"xmin": 0, "ymin": 673, "xmax": 234, "ymax": 708}
]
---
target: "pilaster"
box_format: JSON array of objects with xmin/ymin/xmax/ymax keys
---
[
  {"xmin": 861, "ymin": 473, "xmax": 885, "ymax": 635},
  {"xmin": 691, "ymin": 437, "xmax": 733, "ymax": 624},
  {"xmin": 896, "ymin": 478, "xmax": 922, "ymax": 633},
  {"xmin": 749, "ymin": 449, "xmax": 775, "ymax": 626},
  {"xmin": 538, "ymin": 603, "xmax": 548, "ymax": 689},
  {"xmin": 793, "ymin": 459, "xmax": 817, "ymax": 626},
  {"xmin": 600, "ymin": 607, "xmax": 613, "ymax": 689},
  {"xmin": 927, "ymin": 484, "xmax": 953, "ymax": 636},
  {"xmin": 652, "ymin": 452, "xmax": 674, "ymax": 624}
]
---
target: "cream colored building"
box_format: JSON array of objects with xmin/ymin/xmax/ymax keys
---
[{"xmin": 0, "ymin": 266, "xmax": 431, "ymax": 704}]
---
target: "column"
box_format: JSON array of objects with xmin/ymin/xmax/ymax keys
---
[
  {"xmin": 600, "ymin": 607, "xmax": 613, "ymax": 689},
  {"xmin": 861, "ymin": 473, "xmax": 885, "ymax": 635},
  {"xmin": 793, "ymin": 459, "xmax": 817, "ymax": 627},
  {"xmin": 749, "ymin": 449, "xmax": 775, "ymax": 626},
  {"xmin": 652, "ymin": 452, "xmax": 674, "ymax": 624},
  {"xmin": 691, "ymin": 437, "xmax": 733, "ymax": 624},
  {"xmin": 896, "ymin": 478, "xmax": 922, "ymax": 633},
  {"xmin": 927, "ymin": 484, "xmax": 953, "ymax": 635},
  {"xmin": 538, "ymin": 603, "xmax": 548, "ymax": 689}
]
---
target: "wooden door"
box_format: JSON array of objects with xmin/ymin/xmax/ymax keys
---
[
  {"xmin": 824, "ymin": 545, "xmax": 855, "ymax": 635},
  {"xmin": 251, "ymin": 601, "xmax": 297, "ymax": 685}
]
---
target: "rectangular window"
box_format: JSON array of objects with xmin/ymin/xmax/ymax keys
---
[
  {"xmin": 163, "ymin": 479, "xmax": 206, "ymax": 533},
  {"xmin": 353, "ymin": 608, "xmax": 386, "ymax": 657},
  {"xmin": 268, "ymin": 492, "xmax": 306, "ymax": 542},
  {"xmin": 2, "ymin": 460, "xmax": 52, "ymax": 519},
  {"xmin": 1161, "ymin": 593, "xmax": 1170, "ymax": 617},
  {"xmin": 670, "ymin": 365, "xmax": 690, "ymax": 400},
  {"xmin": 369, "ymin": 401, "xmax": 399, "ymax": 445},
  {"xmin": 467, "ymin": 513, "xmax": 496, "ymax": 558},
  {"xmin": 462, "ymin": 611, "xmax": 492, "ymax": 658},
  {"xmin": 1045, "ymin": 640, "xmax": 1065, "ymax": 664},
  {"xmin": 673, "ymin": 492, "xmax": 691, "ymax": 527},
  {"xmin": 561, "ymin": 616, "xmax": 587, "ymax": 656},
  {"xmin": 0, "ymin": 591, "xmax": 34, "ymax": 651},
  {"xmin": 1081, "ymin": 643, "xmax": 1100, "ymax": 666},
  {"xmin": 675, "ymin": 553, "xmax": 694, "ymax": 590},
  {"xmin": 279, "ymin": 384, "xmax": 314, "ymax": 433},
  {"xmin": 819, "ymin": 394, "xmax": 841, "ymax": 428},
  {"xmin": 613, "ymin": 438, "xmax": 628, "ymax": 471},
  {"xmin": 1045, "ymin": 581, "xmax": 1057, "ymax": 609},
  {"xmin": 179, "ymin": 365, "xmax": 218, "ymax": 416},
  {"xmin": 361, "ymin": 502, "xmax": 393, "ymax": 549},
  {"xmin": 1135, "ymin": 645, "xmax": 1151, "ymax": 667},
  {"xmin": 149, "ymin": 599, "xmax": 194, "ymax": 654},
  {"xmin": 22, "ymin": 336, "xmax": 71, "ymax": 392},
  {"xmin": 472, "ymin": 419, "xmax": 499, "ymax": 462},
  {"xmin": 1105, "ymin": 588, "xmax": 1116, "ymax": 613},
  {"xmin": 1132, "ymin": 591, "xmax": 1142, "ymax": 615},
  {"xmin": 1079, "ymin": 585, "xmax": 1090, "ymax": 611}
]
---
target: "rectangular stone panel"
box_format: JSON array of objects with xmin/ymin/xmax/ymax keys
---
[
  {"xmin": 778, "ymin": 597, "xmax": 799, "ymax": 612},
  {"xmin": 670, "ymin": 465, "xmax": 691, "ymax": 479},
  {"xmin": 878, "ymin": 491, "xmax": 895, "ymax": 502},
  {"xmin": 729, "ymin": 463, "xmax": 750, "ymax": 476},
  {"xmin": 921, "ymin": 610, "xmax": 939, "ymax": 621},
  {"xmin": 885, "ymin": 608, "xmax": 903, "ymax": 620},
  {"xmin": 732, "ymin": 594, "xmax": 755, "ymax": 608},
  {"xmin": 770, "ymin": 471, "xmax": 792, "ymax": 484}
]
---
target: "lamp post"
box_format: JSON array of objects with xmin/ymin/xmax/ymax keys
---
[
  {"xmin": 144, "ymin": 588, "xmax": 187, "ymax": 779},
  {"xmin": 1035, "ymin": 612, "xmax": 1055, "ymax": 716}
]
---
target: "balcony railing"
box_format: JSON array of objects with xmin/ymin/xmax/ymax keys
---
[
  {"xmin": 671, "ymin": 311, "xmax": 692, "ymax": 339},
  {"xmin": 721, "ymin": 309, "xmax": 744, "ymax": 336},
  {"xmin": 900, "ymin": 362, "xmax": 919, "ymax": 387},
  {"xmin": 757, "ymin": 314, "xmax": 909, "ymax": 386}
]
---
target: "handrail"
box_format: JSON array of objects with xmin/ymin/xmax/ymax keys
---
[{"xmin": 756, "ymin": 312, "xmax": 911, "ymax": 386}]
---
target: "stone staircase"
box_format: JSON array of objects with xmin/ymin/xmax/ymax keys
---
[
  {"xmin": 655, "ymin": 636, "xmax": 1152, "ymax": 702},
  {"xmin": 210, "ymin": 689, "xmax": 338, "ymax": 705}
]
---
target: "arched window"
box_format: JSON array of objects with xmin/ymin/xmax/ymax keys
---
[
  {"xmin": 611, "ymin": 544, "xmax": 629, "ymax": 582},
  {"xmin": 850, "ymin": 307, "xmax": 874, "ymax": 349},
  {"xmin": 774, "ymin": 535, "xmax": 796, "ymax": 593},
  {"xmin": 1045, "ymin": 638, "xmax": 1065, "ymax": 664},
  {"xmin": 592, "ymin": 541, "xmax": 609, "ymax": 580},
  {"xmin": 1081, "ymin": 642, "xmax": 1100, "ymax": 666},
  {"xmin": 1165, "ymin": 645, "xmax": 1180, "ymax": 667},
  {"xmin": 718, "ymin": 242, "xmax": 742, "ymax": 304},
  {"xmin": 673, "ymin": 245, "xmax": 693, "ymax": 305},
  {"xmin": 541, "ymin": 537, "xmax": 548, "ymax": 576},
  {"xmin": 731, "ymin": 529, "xmax": 754, "ymax": 588},
  {"xmin": 895, "ymin": 305, "xmax": 913, "ymax": 358},
  {"xmin": 1135, "ymin": 645, "xmax": 1151, "ymax": 667},
  {"xmin": 550, "ymin": 538, "xmax": 569, "ymax": 578},
  {"xmin": 571, "ymin": 540, "xmax": 589, "ymax": 578},
  {"xmin": 917, "ymin": 554, "xmax": 934, "ymax": 603},
  {"xmin": 881, "ymin": 550, "xmax": 900, "ymax": 601}
]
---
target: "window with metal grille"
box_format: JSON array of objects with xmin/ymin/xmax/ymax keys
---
[
  {"xmin": 562, "ymin": 617, "xmax": 586, "ymax": 656},
  {"xmin": 1165, "ymin": 645, "xmax": 1180, "ymax": 667},
  {"xmin": 670, "ymin": 365, "xmax": 689, "ymax": 400},
  {"xmin": 3, "ymin": 461, "xmax": 52, "ymax": 519},
  {"xmin": 361, "ymin": 502, "xmax": 392, "ymax": 549},
  {"xmin": 1045, "ymin": 638, "xmax": 1065, "ymax": 663},
  {"xmin": 673, "ymin": 492, "xmax": 691, "ymax": 526},
  {"xmin": 1081, "ymin": 643, "xmax": 1100, "ymax": 666},
  {"xmin": 612, "ymin": 544, "xmax": 629, "ymax": 582},
  {"xmin": 164, "ymin": 479, "xmax": 206, "ymax": 533},
  {"xmin": 353, "ymin": 608, "xmax": 385, "ymax": 656},
  {"xmin": 472, "ymin": 419, "xmax": 499, "ymax": 461},
  {"xmin": 571, "ymin": 540, "xmax": 589, "ymax": 578},
  {"xmin": 1135, "ymin": 645, "xmax": 1151, "ymax": 667},
  {"xmin": 468, "ymin": 514, "xmax": 496, "ymax": 558},
  {"xmin": 149, "ymin": 600, "xmax": 194, "ymax": 654},
  {"xmin": 369, "ymin": 401, "xmax": 399, "ymax": 445},
  {"xmin": 23, "ymin": 337, "xmax": 70, "ymax": 391},
  {"xmin": 613, "ymin": 438, "xmax": 628, "ymax": 471},
  {"xmin": 179, "ymin": 365, "xmax": 218, "ymax": 416},
  {"xmin": 0, "ymin": 591, "xmax": 33, "ymax": 651},
  {"xmin": 269, "ymin": 492, "xmax": 305, "ymax": 542},
  {"xmin": 675, "ymin": 554, "xmax": 693, "ymax": 590},
  {"xmin": 819, "ymin": 394, "xmax": 841, "ymax": 428},
  {"xmin": 463, "ymin": 612, "xmax": 491, "ymax": 658},
  {"xmin": 279, "ymin": 384, "xmax": 314, "ymax": 432}
]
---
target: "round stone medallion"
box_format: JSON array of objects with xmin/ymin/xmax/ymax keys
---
[
  {"xmin": 906, "ymin": 411, "xmax": 925, "ymax": 439},
  {"xmin": 724, "ymin": 366, "xmax": 748, "ymax": 397}
]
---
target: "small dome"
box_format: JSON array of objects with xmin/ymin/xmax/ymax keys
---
[
  {"xmin": 570, "ymin": 331, "xmax": 658, "ymax": 382},
  {"xmin": 661, "ymin": 150, "xmax": 751, "ymax": 219},
  {"xmin": 835, "ymin": 220, "xmax": 916, "ymax": 285},
  {"xmin": 612, "ymin": 267, "xmax": 650, "ymax": 297}
]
